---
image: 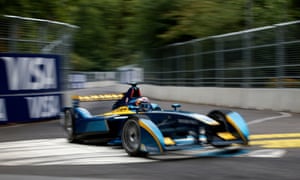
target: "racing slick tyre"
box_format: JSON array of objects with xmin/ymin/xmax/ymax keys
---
[
  {"xmin": 207, "ymin": 110, "xmax": 232, "ymax": 148},
  {"xmin": 64, "ymin": 109, "xmax": 79, "ymax": 143},
  {"xmin": 122, "ymin": 119, "xmax": 147, "ymax": 157}
]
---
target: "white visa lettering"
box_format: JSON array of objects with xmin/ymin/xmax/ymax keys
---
[
  {"xmin": 0, "ymin": 99, "xmax": 7, "ymax": 121},
  {"xmin": 2, "ymin": 57, "xmax": 57, "ymax": 90},
  {"xmin": 26, "ymin": 96, "xmax": 60, "ymax": 118}
]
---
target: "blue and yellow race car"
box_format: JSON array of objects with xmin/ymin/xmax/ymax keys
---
[{"xmin": 63, "ymin": 86, "xmax": 249, "ymax": 157}]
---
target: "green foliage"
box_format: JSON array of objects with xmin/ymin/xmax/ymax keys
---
[
  {"xmin": 159, "ymin": 0, "xmax": 246, "ymax": 42},
  {"xmin": 128, "ymin": 0, "xmax": 178, "ymax": 51},
  {"xmin": 70, "ymin": 53, "xmax": 95, "ymax": 71},
  {"xmin": 1, "ymin": 0, "xmax": 299, "ymax": 71},
  {"xmin": 71, "ymin": 0, "xmax": 139, "ymax": 70},
  {"xmin": 0, "ymin": 0, "xmax": 74, "ymax": 22},
  {"xmin": 251, "ymin": 0, "xmax": 294, "ymax": 27}
]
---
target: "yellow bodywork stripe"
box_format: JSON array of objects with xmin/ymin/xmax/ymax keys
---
[
  {"xmin": 138, "ymin": 120, "xmax": 163, "ymax": 152},
  {"xmin": 103, "ymin": 106, "xmax": 135, "ymax": 116},
  {"xmin": 217, "ymin": 132, "xmax": 236, "ymax": 140},
  {"xmin": 164, "ymin": 137, "xmax": 176, "ymax": 146}
]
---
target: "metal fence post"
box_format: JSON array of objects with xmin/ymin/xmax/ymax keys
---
[
  {"xmin": 242, "ymin": 31, "xmax": 252, "ymax": 88},
  {"xmin": 193, "ymin": 40, "xmax": 202, "ymax": 86},
  {"xmin": 8, "ymin": 19, "xmax": 17, "ymax": 52},
  {"xmin": 38, "ymin": 23, "xmax": 47, "ymax": 53},
  {"xmin": 275, "ymin": 24, "xmax": 285, "ymax": 88},
  {"xmin": 215, "ymin": 38, "xmax": 224, "ymax": 87},
  {"xmin": 176, "ymin": 45, "xmax": 180, "ymax": 86}
]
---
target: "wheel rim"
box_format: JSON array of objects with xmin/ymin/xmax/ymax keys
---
[
  {"xmin": 123, "ymin": 120, "xmax": 140, "ymax": 152},
  {"xmin": 65, "ymin": 111, "xmax": 73, "ymax": 137}
]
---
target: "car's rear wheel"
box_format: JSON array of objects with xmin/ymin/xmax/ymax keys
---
[
  {"xmin": 122, "ymin": 119, "xmax": 146, "ymax": 157},
  {"xmin": 64, "ymin": 109, "xmax": 79, "ymax": 143}
]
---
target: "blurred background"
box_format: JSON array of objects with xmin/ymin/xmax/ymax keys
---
[
  {"xmin": 0, "ymin": 0, "xmax": 299, "ymax": 84},
  {"xmin": 0, "ymin": 0, "xmax": 300, "ymax": 123}
]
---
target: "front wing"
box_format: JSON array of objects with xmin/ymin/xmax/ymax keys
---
[{"xmin": 137, "ymin": 116, "xmax": 249, "ymax": 155}]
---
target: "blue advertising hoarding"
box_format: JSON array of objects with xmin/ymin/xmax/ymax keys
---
[{"xmin": 0, "ymin": 53, "xmax": 62, "ymax": 124}]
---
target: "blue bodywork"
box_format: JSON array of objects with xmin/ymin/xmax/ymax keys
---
[
  {"xmin": 138, "ymin": 118, "xmax": 165, "ymax": 153},
  {"xmin": 74, "ymin": 107, "xmax": 109, "ymax": 134}
]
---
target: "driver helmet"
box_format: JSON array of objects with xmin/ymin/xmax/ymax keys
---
[{"xmin": 135, "ymin": 97, "xmax": 150, "ymax": 105}]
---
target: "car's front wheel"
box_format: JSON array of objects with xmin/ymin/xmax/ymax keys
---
[
  {"xmin": 207, "ymin": 110, "xmax": 232, "ymax": 148},
  {"xmin": 122, "ymin": 119, "xmax": 146, "ymax": 157}
]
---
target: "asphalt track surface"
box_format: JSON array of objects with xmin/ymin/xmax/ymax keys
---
[{"xmin": 0, "ymin": 86, "xmax": 300, "ymax": 180}]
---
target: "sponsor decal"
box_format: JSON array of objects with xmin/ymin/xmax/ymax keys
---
[
  {"xmin": 25, "ymin": 95, "xmax": 60, "ymax": 119},
  {"xmin": 0, "ymin": 54, "xmax": 61, "ymax": 123},
  {"xmin": 2, "ymin": 56, "xmax": 57, "ymax": 91}
]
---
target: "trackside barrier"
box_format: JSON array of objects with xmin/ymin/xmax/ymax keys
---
[
  {"xmin": 63, "ymin": 81, "xmax": 300, "ymax": 113},
  {"xmin": 115, "ymin": 83, "xmax": 300, "ymax": 113},
  {"xmin": 0, "ymin": 53, "xmax": 62, "ymax": 124}
]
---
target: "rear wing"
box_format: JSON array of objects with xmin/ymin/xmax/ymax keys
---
[{"xmin": 72, "ymin": 94, "xmax": 124, "ymax": 102}]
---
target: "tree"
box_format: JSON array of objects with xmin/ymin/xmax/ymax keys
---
[
  {"xmin": 158, "ymin": 0, "xmax": 246, "ymax": 42},
  {"xmin": 0, "ymin": 0, "xmax": 74, "ymax": 22},
  {"xmin": 71, "ymin": 0, "xmax": 139, "ymax": 70},
  {"xmin": 128, "ymin": 0, "xmax": 178, "ymax": 53}
]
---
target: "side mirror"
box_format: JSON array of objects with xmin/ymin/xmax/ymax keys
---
[{"xmin": 171, "ymin": 104, "xmax": 181, "ymax": 111}]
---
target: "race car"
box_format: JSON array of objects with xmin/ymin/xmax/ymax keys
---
[{"xmin": 62, "ymin": 90, "xmax": 250, "ymax": 157}]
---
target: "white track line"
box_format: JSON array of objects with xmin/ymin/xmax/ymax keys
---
[
  {"xmin": 241, "ymin": 149, "xmax": 286, "ymax": 158},
  {"xmin": 247, "ymin": 112, "xmax": 291, "ymax": 125},
  {"xmin": 0, "ymin": 138, "xmax": 154, "ymax": 166}
]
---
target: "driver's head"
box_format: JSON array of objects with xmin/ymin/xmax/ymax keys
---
[{"xmin": 135, "ymin": 97, "xmax": 149, "ymax": 105}]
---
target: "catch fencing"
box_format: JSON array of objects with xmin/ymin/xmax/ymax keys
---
[
  {"xmin": 143, "ymin": 20, "xmax": 300, "ymax": 88},
  {"xmin": 0, "ymin": 15, "xmax": 78, "ymax": 123},
  {"xmin": 0, "ymin": 15, "xmax": 78, "ymax": 89}
]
